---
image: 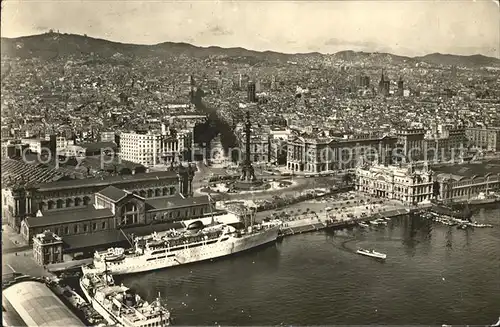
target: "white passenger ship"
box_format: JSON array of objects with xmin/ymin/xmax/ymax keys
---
[
  {"xmin": 80, "ymin": 271, "xmax": 170, "ymax": 327},
  {"xmin": 82, "ymin": 221, "xmax": 280, "ymax": 275}
]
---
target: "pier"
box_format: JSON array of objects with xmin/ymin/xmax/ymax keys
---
[{"xmin": 277, "ymin": 207, "xmax": 413, "ymax": 238}]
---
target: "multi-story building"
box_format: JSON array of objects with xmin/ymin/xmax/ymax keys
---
[
  {"xmin": 247, "ymin": 82, "xmax": 257, "ymax": 103},
  {"xmin": 20, "ymin": 138, "xmax": 43, "ymax": 154},
  {"xmin": 355, "ymin": 160, "xmax": 500, "ymax": 204},
  {"xmin": 1, "ymin": 126, "xmax": 10, "ymax": 139},
  {"xmin": 239, "ymin": 132, "xmax": 270, "ymax": 163},
  {"xmin": 466, "ymin": 127, "xmax": 500, "ymax": 152},
  {"xmin": 62, "ymin": 141, "xmax": 117, "ymax": 157},
  {"xmin": 287, "ymin": 134, "xmax": 397, "ymax": 173},
  {"xmin": 167, "ymin": 114, "xmax": 205, "ymax": 129},
  {"xmin": 269, "ymin": 127, "xmax": 291, "ymax": 165},
  {"xmin": 396, "ymin": 128, "xmax": 426, "ymax": 161},
  {"xmin": 21, "ymin": 135, "xmax": 74, "ymax": 156},
  {"xmin": 120, "ymin": 131, "xmax": 165, "ymax": 166},
  {"xmin": 100, "ymin": 131, "xmax": 116, "ymax": 143},
  {"xmin": 447, "ymin": 128, "xmax": 467, "ymax": 151},
  {"xmin": 424, "ymin": 125, "xmax": 466, "ymax": 161},
  {"xmin": 32, "ymin": 231, "xmax": 63, "ymax": 266},
  {"xmin": 163, "ymin": 133, "xmax": 184, "ymax": 163},
  {"xmin": 20, "ymin": 184, "xmax": 209, "ymax": 245},
  {"xmin": 3, "ymin": 167, "xmax": 195, "ymax": 232},
  {"xmin": 120, "ymin": 127, "xmax": 190, "ymax": 166},
  {"xmin": 432, "ymin": 161, "xmax": 500, "ymax": 201},
  {"xmin": 355, "ymin": 162, "xmax": 434, "ymax": 204},
  {"xmin": 397, "ymin": 77, "xmax": 404, "ymax": 96}
]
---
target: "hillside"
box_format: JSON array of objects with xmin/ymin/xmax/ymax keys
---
[{"xmin": 1, "ymin": 32, "xmax": 499, "ymax": 68}]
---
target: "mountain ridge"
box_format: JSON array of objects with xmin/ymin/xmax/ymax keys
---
[{"xmin": 2, "ymin": 32, "xmax": 499, "ymax": 68}]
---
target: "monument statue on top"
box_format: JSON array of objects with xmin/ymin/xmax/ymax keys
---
[{"xmin": 240, "ymin": 111, "xmax": 257, "ymax": 182}]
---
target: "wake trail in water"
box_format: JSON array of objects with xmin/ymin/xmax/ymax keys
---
[
  {"xmin": 341, "ymin": 238, "xmax": 358, "ymax": 251},
  {"xmin": 327, "ymin": 237, "xmax": 359, "ymax": 254}
]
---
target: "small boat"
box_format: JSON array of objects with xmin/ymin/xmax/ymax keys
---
[
  {"xmin": 491, "ymin": 316, "xmax": 500, "ymax": 327},
  {"xmin": 356, "ymin": 248, "xmax": 387, "ymax": 260},
  {"xmin": 369, "ymin": 221, "xmax": 379, "ymax": 226},
  {"xmin": 358, "ymin": 222, "xmax": 369, "ymax": 228},
  {"xmin": 373, "ymin": 219, "xmax": 388, "ymax": 226},
  {"xmin": 469, "ymin": 223, "xmax": 493, "ymax": 228}
]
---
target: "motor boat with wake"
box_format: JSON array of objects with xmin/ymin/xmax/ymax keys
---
[{"xmin": 356, "ymin": 248, "xmax": 387, "ymax": 260}]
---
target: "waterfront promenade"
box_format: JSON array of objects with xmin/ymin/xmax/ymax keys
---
[{"xmin": 122, "ymin": 208, "xmax": 500, "ymax": 326}]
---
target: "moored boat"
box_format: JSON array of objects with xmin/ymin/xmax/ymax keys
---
[
  {"xmin": 356, "ymin": 248, "xmax": 387, "ymax": 260},
  {"xmin": 79, "ymin": 271, "xmax": 170, "ymax": 326},
  {"xmin": 469, "ymin": 222, "xmax": 493, "ymax": 228},
  {"xmin": 82, "ymin": 221, "xmax": 280, "ymax": 276},
  {"xmin": 358, "ymin": 222, "xmax": 369, "ymax": 228}
]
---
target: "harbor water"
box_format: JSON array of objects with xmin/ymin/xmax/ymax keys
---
[{"xmin": 119, "ymin": 208, "xmax": 500, "ymax": 325}]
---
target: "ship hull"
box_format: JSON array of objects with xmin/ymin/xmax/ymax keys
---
[
  {"xmin": 84, "ymin": 227, "xmax": 279, "ymax": 276},
  {"xmin": 79, "ymin": 280, "xmax": 117, "ymax": 326},
  {"xmin": 468, "ymin": 198, "xmax": 500, "ymax": 205}
]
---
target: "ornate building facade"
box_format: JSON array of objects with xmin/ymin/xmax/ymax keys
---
[
  {"xmin": 355, "ymin": 163, "xmax": 434, "ymax": 204},
  {"xmin": 32, "ymin": 231, "xmax": 64, "ymax": 266},
  {"xmin": 4, "ymin": 167, "xmax": 195, "ymax": 232},
  {"xmin": 466, "ymin": 127, "xmax": 500, "ymax": 152},
  {"xmin": 20, "ymin": 185, "xmax": 211, "ymax": 244},
  {"xmin": 287, "ymin": 135, "xmax": 397, "ymax": 173},
  {"xmin": 356, "ymin": 161, "xmax": 500, "ymax": 204},
  {"xmin": 434, "ymin": 172, "xmax": 500, "ymax": 201}
]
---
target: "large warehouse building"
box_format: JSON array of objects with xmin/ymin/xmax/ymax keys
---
[{"xmin": 2, "ymin": 278, "xmax": 85, "ymax": 327}]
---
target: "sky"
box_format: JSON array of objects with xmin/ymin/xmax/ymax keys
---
[{"xmin": 1, "ymin": 0, "xmax": 499, "ymax": 58}]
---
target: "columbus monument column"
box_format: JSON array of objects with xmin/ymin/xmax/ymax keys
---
[{"xmin": 240, "ymin": 111, "xmax": 257, "ymax": 182}]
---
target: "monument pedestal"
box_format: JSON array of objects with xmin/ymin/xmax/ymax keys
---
[{"xmin": 233, "ymin": 179, "xmax": 265, "ymax": 191}]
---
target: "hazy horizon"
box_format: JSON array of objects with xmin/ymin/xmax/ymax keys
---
[{"xmin": 1, "ymin": 0, "xmax": 499, "ymax": 58}]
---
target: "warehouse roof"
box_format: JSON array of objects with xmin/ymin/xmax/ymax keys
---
[
  {"xmin": 433, "ymin": 159, "xmax": 500, "ymax": 178},
  {"xmin": 146, "ymin": 194, "xmax": 210, "ymax": 210},
  {"xmin": 96, "ymin": 185, "xmax": 129, "ymax": 202},
  {"xmin": 37, "ymin": 170, "xmax": 177, "ymax": 191},
  {"xmin": 1, "ymin": 158, "xmax": 67, "ymax": 188},
  {"xmin": 24, "ymin": 207, "xmax": 113, "ymax": 228},
  {"xmin": 2, "ymin": 280, "xmax": 85, "ymax": 327}
]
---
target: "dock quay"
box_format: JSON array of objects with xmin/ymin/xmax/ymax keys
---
[
  {"xmin": 49, "ymin": 279, "xmax": 108, "ymax": 326},
  {"xmin": 277, "ymin": 208, "xmax": 413, "ymax": 238},
  {"xmin": 325, "ymin": 208, "xmax": 412, "ymax": 229},
  {"xmin": 47, "ymin": 258, "xmax": 93, "ymax": 273},
  {"xmin": 278, "ymin": 219, "xmax": 326, "ymax": 237}
]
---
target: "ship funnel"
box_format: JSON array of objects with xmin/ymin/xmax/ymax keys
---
[{"xmin": 125, "ymin": 291, "xmax": 136, "ymax": 306}]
